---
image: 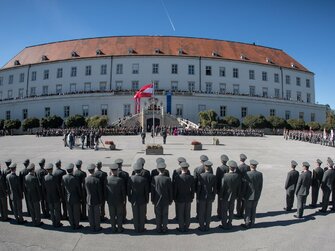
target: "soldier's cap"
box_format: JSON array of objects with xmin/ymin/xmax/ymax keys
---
[
  {"xmin": 177, "ymin": 157, "xmax": 186, "ymax": 163},
  {"xmin": 136, "ymin": 157, "xmax": 145, "ymax": 165},
  {"xmin": 39, "ymin": 158, "xmax": 46, "ymax": 164},
  {"xmin": 316, "ymin": 159, "xmax": 322, "ymax": 164},
  {"xmin": 110, "ymin": 163, "xmax": 119, "ymax": 171},
  {"xmin": 291, "ymin": 160, "xmax": 298, "ymax": 166},
  {"xmin": 27, "ymin": 163, "xmax": 35, "ymax": 172},
  {"xmin": 240, "ymin": 154, "xmax": 247, "ymax": 160},
  {"xmin": 114, "ymin": 159, "xmax": 123, "ymax": 164},
  {"xmin": 227, "ymin": 160, "xmax": 238, "ymax": 168},
  {"xmin": 133, "ymin": 163, "xmax": 142, "ymax": 171},
  {"xmin": 327, "ymin": 158, "xmax": 334, "ymax": 166},
  {"xmin": 76, "ymin": 160, "xmax": 82, "ymax": 166},
  {"xmin": 220, "ymin": 154, "xmax": 229, "ymax": 162},
  {"xmin": 157, "ymin": 162, "xmax": 167, "ymax": 169},
  {"xmin": 55, "ymin": 159, "xmax": 61, "ymax": 165},
  {"xmin": 180, "ymin": 162, "xmax": 189, "ymax": 168},
  {"xmin": 23, "ymin": 159, "xmax": 30, "ymax": 165},
  {"xmin": 156, "ymin": 157, "xmax": 165, "ymax": 164},
  {"xmin": 66, "ymin": 163, "xmax": 74, "ymax": 171},
  {"xmin": 250, "ymin": 160, "xmax": 259, "ymax": 166},
  {"xmin": 87, "ymin": 163, "xmax": 96, "ymax": 171},
  {"xmin": 204, "ymin": 160, "xmax": 213, "ymax": 167},
  {"xmin": 96, "ymin": 161, "xmax": 102, "ymax": 166},
  {"xmin": 9, "ymin": 163, "xmax": 17, "ymax": 169},
  {"xmin": 5, "ymin": 158, "xmax": 12, "ymax": 164},
  {"xmin": 200, "ymin": 155, "xmax": 208, "ymax": 162},
  {"xmin": 302, "ymin": 161, "xmax": 310, "ymax": 167},
  {"xmin": 45, "ymin": 163, "xmax": 53, "ymax": 170}
]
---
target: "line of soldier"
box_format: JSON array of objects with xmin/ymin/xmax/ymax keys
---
[
  {"xmin": 284, "ymin": 157, "xmax": 335, "ymax": 218},
  {"xmin": 284, "ymin": 129, "xmax": 335, "ymax": 147},
  {"xmin": 0, "ymin": 154, "xmax": 263, "ymax": 233}
]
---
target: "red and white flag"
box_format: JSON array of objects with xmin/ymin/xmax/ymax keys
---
[{"xmin": 134, "ymin": 83, "xmax": 153, "ymax": 99}]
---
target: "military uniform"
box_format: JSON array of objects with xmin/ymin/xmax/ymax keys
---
[
  {"xmin": 0, "ymin": 168, "xmax": 9, "ymax": 221},
  {"xmin": 193, "ymin": 155, "xmax": 209, "ymax": 219},
  {"xmin": 320, "ymin": 165, "xmax": 335, "ymax": 212},
  {"xmin": 284, "ymin": 161, "xmax": 299, "ymax": 211},
  {"xmin": 295, "ymin": 162, "xmax": 312, "ymax": 218},
  {"xmin": 310, "ymin": 159, "xmax": 324, "ymax": 207},
  {"xmin": 216, "ymin": 154, "xmax": 229, "ymax": 218},
  {"xmin": 74, "ymin": 160, "xmax": 87, "ymax": 220},
  {"xmin": 115, "ymin": 159, "xmax": 129, "ymax": 221},
  {"xmin": 236, "ymin": 154, "xmax": 250, "ymax": 218},
  {"xmin": 19, "ymin": 159, "xmax": 30, "ymax": 215},
  {"xmin": 36, "ymin": 159, "xmax": 49, "ymax": 217},
  {"xmin": 53, "ymin": 160, "xmax": 67, "ymax": 219}
]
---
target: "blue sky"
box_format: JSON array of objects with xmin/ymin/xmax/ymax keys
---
[{"xmin": 1, "ymin": 0, "xmax": 334, "ymax": 108}]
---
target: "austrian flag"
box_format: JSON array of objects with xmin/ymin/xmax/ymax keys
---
[{"xmin": 133, "ymin": 83, "xmax": 153, "ymax": 99}]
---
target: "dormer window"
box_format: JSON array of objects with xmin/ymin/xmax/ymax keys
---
[
  {"xmin": 266, "ymin": 57, "xmax": 273, "ymax": 64},
  {"xmin": 128, "ymin": 48, "xmax": 135, "ymax": 54},
  {"xmin": 155, "ymin": 48, "xmax": 161, "ymax": 54},
  {"xmin": 240, "ymin": 54, "xmax": 248, "ymax": 60},
  {"xmin": 178, "ymin": 48, "xmax": 184, "ymax": 55},
  {"xmin": 96, "ymin": 49, "xmax": 104, "ymax": 55},
  {"xmin": 291, "ymin": 62, "xmax": 297, "ymax": 68},
  {"xmin": 41, "ymin": 55, "xmax": 49, "ymax": 61},
  {"xmin": 14, "ymin": 60, "xmax": 20, "ymax": 66},
  {"xmin": 71, "ymin": 51, "xmax": 79, "ymax": 57},
  {"xmin": 212, "ymin": 51, "xmax": 220, "ymax": 57}
]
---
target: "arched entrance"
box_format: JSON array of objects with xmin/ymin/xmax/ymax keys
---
[{"xmin": 146, "ymin": 118, "xmax": 160, "ymax": 132}]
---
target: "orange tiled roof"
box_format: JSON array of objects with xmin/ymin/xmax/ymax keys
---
[{"xmin": 1, "ymin": 36, "xmax": 310, "ymax": 72}]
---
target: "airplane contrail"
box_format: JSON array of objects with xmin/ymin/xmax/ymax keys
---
[{"xmin": 161, "ymin": 0, "xmax": 176, "ymax": 31}]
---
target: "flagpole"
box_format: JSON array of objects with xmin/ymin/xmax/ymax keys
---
[{"xmin": 152, "ymin": 80, "xmax": 155, "ymax": 143}]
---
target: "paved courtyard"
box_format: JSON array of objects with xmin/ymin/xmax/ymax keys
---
[{"xmin": 0, "ymin": 134, "xmax": 335, "ymax": 251}]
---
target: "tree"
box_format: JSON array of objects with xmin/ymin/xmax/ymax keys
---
[
  {"xmin": 199, "ymin": 110, "xmax": 217, "ymax": 128},
  {"xmin": 65, "ymin": 115, "xmax": 86, "ymax": 128},
  {"xmin": 41, "ymin": 115, "xmax": 63, "ymax": 129},
  {"xmin": 267, "ymin": 116, "xmax": 287, "ymax": 129},
  {"xmin": 222, "ymin": 116, "xmax": 240, "ymax": 128},
  {"xmin": 307, "ymin": 121, "xmax": 321, "ymax": 131},
  {"xmin": 4, "ymin": 119, "xmax": 21, "ymax": 131},
  {"xmin": 324, "ymin": 109, "xmax": 335, "ymax": 130},
  {"xmin": 0, "ymin": 119, "xmax": 4, "ymax": 130},
  {"xmin": 243, "ymin": 115, "xmax": 269, "ymax": 129},
  {"xmin": 287, "ymin": 119, "xmax": 305, "ymax": 130},
  {"xmin": 86, "ymin": 115, "xmax": 109, "ymax": 128},
  {"xmin": 22, "ymin": 117, "xmax": 40, "ymax": 131}
]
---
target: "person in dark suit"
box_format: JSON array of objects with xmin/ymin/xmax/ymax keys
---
[
  {"xmin": 0, "ymin": 164, "xmax": 9, "ymax": 221},
  {"xmin": 106, "ymin": 163, "xmax": 125, "ymax": 232},
  {"xmin": 197, "ymin": 161, "xmax": 217, "ymax": 232},
  {"xmin": 86, "ymin": 164, "xmax": 102, "ymax": 231},
  {"xmin": 284, "ymin": 160, "xmax": 299, "ymax": 211},
  {"xmin": 310, "ymin": 159, "xmax": 324, "ymax": 207},
  {"xmin": 194, "ymin": 155, "xmax": 209, "ymax": 219},
  {"xmin": 151, "ymin": 158, "xmax": 170, "ymax": 179},
  {"xmin": 6, "ymin": 163, "xmax": 26, "ymax": 224},
  {"xmin": 236, "ymin": 153, "xmax": 250, "ymax": 219},
  {"xmin": 319, "ymin": 158, "xmax": 335, "ymax": 212},
  {"xmin": 44, "ymin": 163, "xmax": 62, "ymax": 227},
  {"xmin": 242, "ymin": 160, "xmax": 263, "ymax": 228},
  {"xmin": 74, "ymin": 160, "xmax": 87, "ymax": 220},
  {"xmin": 294, "ymin": 162, "xmax": 312, "ymax": 219},
  {"xmin": 62, "ymin": 163, "xmax": 82, "ymax": 230},
  {"xmin": 128, "ymin": 163, "xmax": 149, "ymax": 233},
  {"xmin": 4, "ymin": 159, "xmax": 14, "ymax": 214},
  {"xmin": 36, "ymin": 158, "xmax": 49, "ymax": 218},
  {"xmin": 93, "ymin": 161, "xmax": 107, "ymax": 221},
  {"xmin": 173, "ymin": 162, "xmax": 195, "ymax": 232},
  {"xmin": 220, "ymin": 160, "xmax": 241, "ymax": 229},
  {"xmin": 115, "ymin": 158, "xmax": 129, "ymax": 222},
  {"xmin": 161, "ymin": 127, "xmax": 167, "ymax": 144},
  {"xmin": 151, "ymin": 162, "xmax": 173, "ymax": 233},
  {"xmin": 19, "ymin": 159, "xmax": 30, "ymax": 216},
  {"xmin": 25, "ymin": 163, "xmax": 43, "ymax": 227},
  {"xmin": 53, "ymin": 160, "xmax": 67, "ymax": 219},
  {"xmin": 216, "ymin": 154, "xmax": 229, "ymax": 218},
  {"xmin": 141, "ymin": 130, "xmax": 146, "ymax": 144}
]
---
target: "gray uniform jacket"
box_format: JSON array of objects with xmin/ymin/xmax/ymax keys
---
[
  {"xmin": 85, "ymin": 175, "xmax": 102, "ymax": 206},
  {"xmin": 321, "ymin": 168, "xmax": 335, "ymax": 192},
  {"xmin": 312, "ymin": 167, "xmax": 324, "ymax": 186},
  {"xmin": 197, "ymin": 172, "xmax": 217, "ymax": 202},
  {"xmin": 44, "ymin": 173, "xmax": 61, "ymax": 203},
  {"xmin": 6, "ymin": 173, "xmax": 23, "ymax": 201},
  {"xmin": 0, "ymin": 170, "xmax": 7, "ymax": 198},
  {"xmin": 151, "ymin": 174, "xmax": 173, "ymax": 207},
  {"xmin": 25, "ymin": 173, "xmax": 41, "ymax": 203},
  {"xmin": 285, "ymin": 170, "xmax": 299, "ymax": 193},
  {"xmin": 106, "ymin": 175, "xmax": 126, "ymax": 206},
  {"xmin": 63, "ymin": 174, "xmax": 82, "ymax": 205},
  {"xmin": 128, "ymin": 174, "xmax": 149, "ymax": 206},
  {"xmin": 221, "ymin": 172, "xmax": 241, "ymax": 201},
  {"xmin": 245, "ymin": 170, "xmax": 263, "ymax": 201},
  {"xmin": 295, "ymin": 171, "xmax": 312, "ymax": 196},
  {"xmin": 216, "ymin": 164, "xmax": 229, "ymax": 194},
  {"xmin": 173, "ymin": 173, "xmax": 195, "ymax": 203},
  {"xmin": 94, "ymin": 169, "xmax": 107, "ymax": 201}
]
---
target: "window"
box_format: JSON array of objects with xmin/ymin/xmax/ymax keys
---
[
  {"xmin": 0, "ymin": 91, "xmax": 2, "ymax": 99},
  {"xmin": 171, "ymin": 64, "xmax": 178, "ymax": 74},
  {"xmin": 84, "ymin": 82, "xmax": 91, "ymax": 92},
  {"xmin": 299, "ymin": 112, "xmax": 304, "ymax": 120},
  {"xmin": 306, "ymin": 79, "xmax": 310, "ymax": 88},
  {"xmin": 56, "ymin": 84, "xmax": 62, "ymax": 94},
  {"xmin": 297, "ymin": 91, "xmax": 302, "ymax": 101},
  {"xmin": 219, "ymin": 67, "xmax": 226, "ymax": 77},
  {"xmin": 285, "ymin": 111, "xmax": 291, "ymax": 120},
  {"xmin": 274, "ymin": 73, "xmax": 279, "ymax": 83},
  {"xmin": 101, "ymin": 104, "xmax": 108, "ymax": 116},
  {"xmin": 306, "ymin": 93, "xmax": 311, "ymax": 103},
  {"xmin": 45, "ymin": 107, "xmax": 50, "ymax": 117},
  {"xmin": 30, "ymin": 87, "xmax": 36, "ymax": 96},
  {"xmin": 19, "ymin": 73, "xmax": 25, "ymax": 83},
  {"xmin": 274, "ymin": 88, "xmax": 280, "ymax": 98},
  {"xmin": 176, "ymin": 104, "xmax": 183, "ymax": 116},
  {"xmin": 41, "ymin": 86, "xmax": 48, "ymax": 95},
  {"xmin": 285, "ymin": 75, "xmax": 290, "ymax": 84},
  {"xmin": 0, "ymin": 76, "xmax": 3, "ymax": 85},
  {"xmin": 82, "ymin": 105, "xmax": 89, "ymax": 117},
  {"xmin": 132, "ymin": 81, "xmax": 139, "ymax": 90},
  {"xmin": 205, "ymin": 66, "xmax": 212, "ymax": 76},
  {"xmin": 219, "ymin": 83, "xmax": 226, "ymax": 94},
  {"xmin": 296, "ymin": 77, "xmax": 301, "ymax": 86},
  {"xmin": 70, "ymin": 83, "xmax": 76, "ymax": 93},
  {"xmin": 31, "ymin": 71, "xmax": 37, "ymax": 81},
  {"xmin": 171, "ymin": 81, "xmax": 178, "ymax": 91},
  {"xmin": 188, "ymin": 81, "xmax": 195, "ymax": 92},
  {"xmin": 249, "ymin": 70, "xmax": 255, "ymax": 80},
  {"xmin": 249, "ymin": 86, "xmax": 255, "ymax": 96},
  {"xmin": 64, "ymin": 106, "xmax": 70, "ymax": 118},
  {"xmin": 286, "ymin": 90, "xmax": 291, "ymax": 100},
  {"xmin": 9, "ymin": 75, "xmax": 13, "ymax": 84},
  {"xmin": 116, "ymin": 64, "xmax": 123, "ymax": 74},
  {"xmin": 198, "ymin": 104, "xmax": 206, "ymax": 112},
  {"xmin": 85, "ymin": 65, "xmax": 92, "ymax": 76},
  {"xmin": 123, "ymin": 104, "xmax": 131, "ymax": 116},
  {"xmin": 311, "ymin": 113, "xmax": 315, "ymax": 122},
  {"xmin": 233, "ymin": 68, "xmax": 239, "ymax": 78},
  {"xmin": 205, "ymin": 82, "xmax": 212, "ymax": 93},
  {"xmin": 43, "ymin": 70, "xmax": 49, "ymax": 80},
  {"xmin": 233, "ymin": 84, "xmax": 239, "ymax": 94},
  {"xmin": 71, "ymin": 67, "xmax": 77, "ymax": 77},
  {"xmin": 100, "ymin": 64, "xmax": 107, "ymax": 75},
  {"xmin": 116, "ymin": 81, "xmax": 122, "ymax": 91},
  {"xmin": 6, "ymin": 111, "xmax": 10, "ymax": 120},
  {"xmin": 241, "ymin": 107, "xmax": 247, "ymax": 118},
  {"xmin": 152, "ymin": 64, "xmax": 159, "ymax": 74},
  {"xmin": 22, "ymin": 109, "xmax": 28, "ymax": 120},
  {"xmin": 132, "ymin": 63, "xmax": 139, "ymax": 74},
  {"xmin": 7, "ymin": 90, "xmax": 13, "ymax": 99},
  {"xmin": 220, "ymin": 106, "xmax": 226, "ymax": 117},
  {"xmin": 262, "ymin": 87, "xmax": 268, "ymax": 98},
  {"xmin": 99, "ymin": 82, "xmax": 107, "ymax": 91},
  {"xmin": 262, "ymin": 71, "xmax": 267, "ymax": 81},
  {"xmin": 153, "ymin": 80, "xmax": 159, "ymax": 90},
  {"xmin": 57, "ymin": 68, "xmax": 63, "ymax": 78},
  {"xmin": 18, "ymin": 88, "xmax": 24, "ymax": 98},
  {"xmin": 188, "ymin": 65, "xmax": 194, "ymax": 75},
  {"xmin": 270, "ymin": 109, "xmax": 276, "ymax": 116}
]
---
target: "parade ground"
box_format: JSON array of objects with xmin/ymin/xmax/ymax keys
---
[{"xmin": 1, "ymin": 134, "xmax": 335, "ymax": 251}]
